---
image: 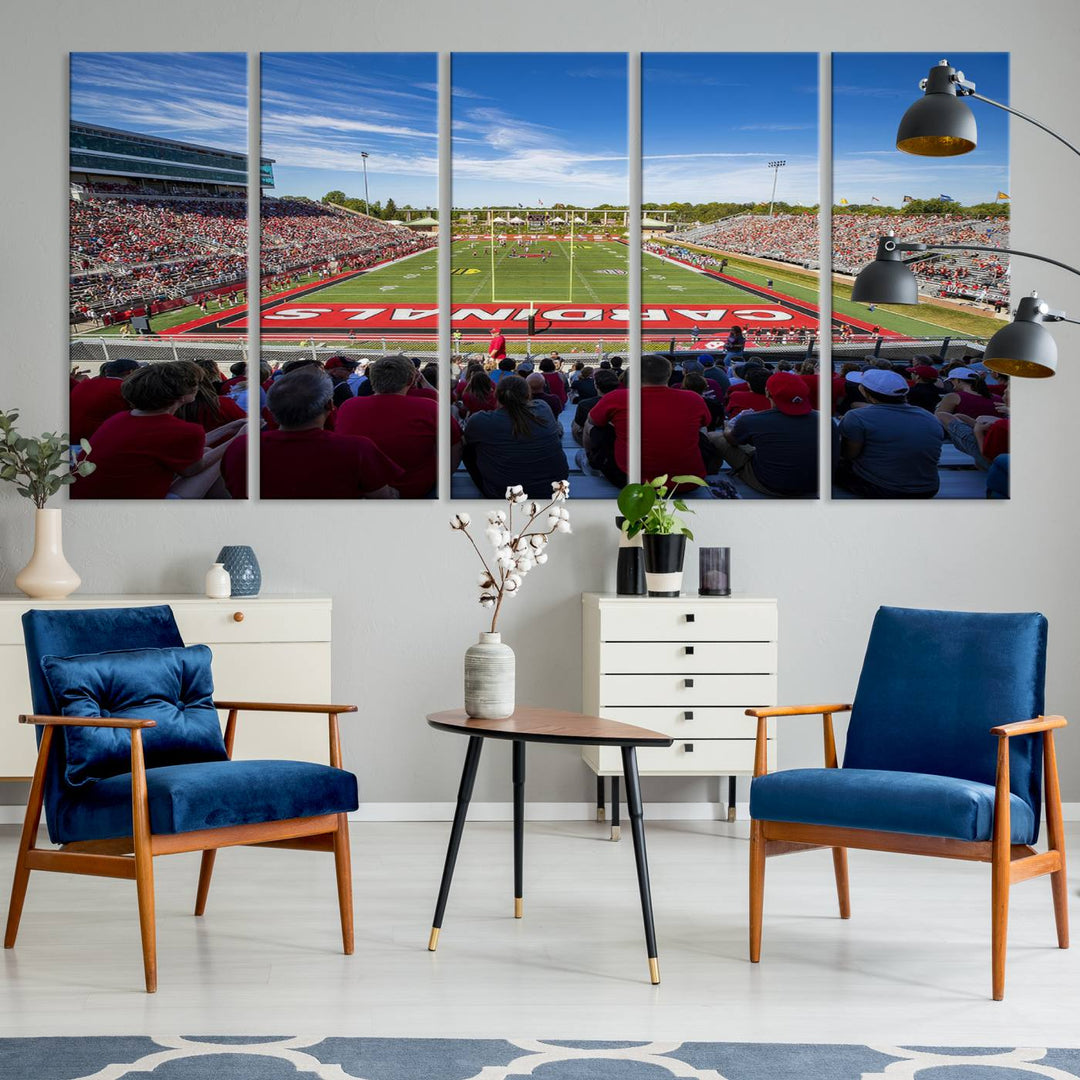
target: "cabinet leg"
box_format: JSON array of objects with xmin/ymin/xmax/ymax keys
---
[
  {"xmin": 610, "ymin": 776, "xmax": 621, "ymax": 841},
  {"xmin": 596, "ymin": 775, "xmax": 605, "ymax": 823},
  {"xmin": 727, "ymin": 776, "xmax": 737, "ymax": 823}
]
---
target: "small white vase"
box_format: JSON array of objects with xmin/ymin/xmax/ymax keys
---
[
  {"xmin": 15, "ymin": 508, "xmax": 81, "ymax": 600},
  {"xmin": 464, "ymin": 631, "xmax": 515, "ymax": 719},
  {"xmin": 204, "ymin": 562, "xmax": 231, "ymax": 599}
]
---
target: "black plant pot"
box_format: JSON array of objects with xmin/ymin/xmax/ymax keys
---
[{"xmin": 642, "ymin": 533, "xmax": 687, "ymax": 597}]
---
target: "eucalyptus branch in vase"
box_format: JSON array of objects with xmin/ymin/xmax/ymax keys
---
[
  {"xmin": 0, "ymin": 409, "xmax": 95, "ymax": 507},
  {"xmin": 450, "ymin": 480, "xmax": 571, "ymax": 633}
]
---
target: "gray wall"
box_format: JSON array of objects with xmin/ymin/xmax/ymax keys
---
[{"xmin": 2, "ymin": 0, "xmax": 1079, "ymax": 807}]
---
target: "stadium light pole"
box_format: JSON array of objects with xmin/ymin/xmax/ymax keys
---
[
  {"xmin": 360, "ymin": 151, "xmax": 370, "ymax": 216},
  {"xmin": 897, "ymin": 60, "xmax": 1080, "ymax": 159},
  {"xmin": 767, "ymin": 160, "xmax": 786, "ymax": 217}
]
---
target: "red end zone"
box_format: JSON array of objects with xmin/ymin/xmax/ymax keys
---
[{"xmin": 204, "ymin": 301, "xmax": 825, "ymax": 336}]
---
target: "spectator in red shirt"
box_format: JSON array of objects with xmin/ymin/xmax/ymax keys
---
[
  {"xmin": 74, "ymin": 361, "xmax": 244, "ymax": 500},
  {"xmin": 69, "ymin": 358, "xmax": 140, "ymax": 444},
  {"xmin": 337, "ymin": 354, "xmax": 460, "ymax": 499},
  {"xmin": 459, "ymin": 367, "xmax": 496, "ymax": 417},
  {"xmin": 526, "ymin": 373, "xmax": 563, "ymax": 417},
  {"xmin": 538, "ymin": 356, "xmax": 568, "ymax": 405},
  {"xmin": 936, "ymin": 383, "xmax": 1010, "ymax": 471},
  {"xmin": 637, "ymin": 354, "xmax": 712, "ymax": 483},
  {"xmin": 725, "ymin": 367, "xmax": 771, "ymax": 418},
  {"xmin": 224, "ymin": 368, "xmax": 400, "ymax": 500},
  {"xmin": 178, "ymin": 358, "xmax": 247, "ymax": 432},
  {"xmin": 488, "ymin": 327, "xmax": 507, "ymax": 364}
]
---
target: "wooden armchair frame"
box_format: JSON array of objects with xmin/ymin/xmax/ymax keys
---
[
  {"xmin": 747, "ymin": 703, "xmax": 1069, "ymax": 1001},
  {"xmin": 4, "ymin": 700, "xmax": 358, "ymax": 993}
]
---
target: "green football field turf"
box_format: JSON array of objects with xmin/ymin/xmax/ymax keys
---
[{"xmin": 301, "ymin": 250, "xmax": 438, "ymax": 303}]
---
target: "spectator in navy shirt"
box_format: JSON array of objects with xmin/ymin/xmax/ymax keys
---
[{"xmin": 835, "ymin": 368, "xmax": 944, "ymax": 498}]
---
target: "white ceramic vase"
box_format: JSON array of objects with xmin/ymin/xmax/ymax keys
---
[
  {"xmin": 464, "ymin": 631, "xmax": 515, "ymax": 719},
  {"xmin": 15, "ymin": 508, "xmax": 81, "ymax": 600},
  {"xmin": 204, "ymin": 562, "xmax": 231, "ymax": 599}
]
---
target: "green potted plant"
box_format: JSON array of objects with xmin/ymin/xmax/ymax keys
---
[
  {"xmin": 0, "ymin": 409, "xmax": 95, "ymax": 599},
  {"xmin": 617, "ymin": 475, "xmax": 706, "ymax": 596}
]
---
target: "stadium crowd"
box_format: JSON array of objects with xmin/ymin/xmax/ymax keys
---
[
  {"xmin": 674, "ymin": 212, "xmax": 1010, "ymax": 305},
  {"xmin": 70, "ymin": 192, "xmax": 433, "ymax": 323},
  {"xmin": 69, "ymin": 351, "xmax": 447, "ymax": 500}
]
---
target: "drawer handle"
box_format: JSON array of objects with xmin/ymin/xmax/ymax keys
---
[
  {"xmin": 233, "ymin": 611, "xmax": 245, "ymax": 623},
  {"xmin": 684, "ymin": 710, "xmax": 694, "ymax": 721},
  {"xmin": 684, "ymin": 678, "xmax": 694, "ymax": 689},
  {"xmin": 684, "ymin": 743, "xmax": 694, "ymax": 752},
  {"xmin": 685, "ymin": 613, "xmax": 695, "ymax": 623},
  {"xmin": 684, "ymin": 645, "xmax": 695, "ymax": 656}
]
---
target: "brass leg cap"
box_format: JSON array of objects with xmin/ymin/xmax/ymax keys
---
[
  {"xmin": 597, "ymin": 808, "xmax": 606, "ymax": 822},
  {"xmin": 428, "ymin": 927, "xmax": 440, "ymax": 951},
  {"xmin": 514, "ymin": 897, "xmax": 523, "ymax": 919},
  {"xmin": 648, "ymin": 957, "xmax": 660, "ymax": 985},
  {"xmin": 610, "ymin": 826, "xmax": 621, "ymax": 842}
]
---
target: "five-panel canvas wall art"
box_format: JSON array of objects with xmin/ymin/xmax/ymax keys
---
[{"xmin": 68, "ymin": 52, "xmax": 1010, "ymax": 502}]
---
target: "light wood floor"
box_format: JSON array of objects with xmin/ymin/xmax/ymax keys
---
[{"xmin": 1, "ymin": 820, "xmax": 1077, "ymax": 1045}]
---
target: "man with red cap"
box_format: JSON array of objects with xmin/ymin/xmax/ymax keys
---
[
  {"xmin": 707, "ymin": 372, "xmax": 818, "ymax": 497},
  {"xmin": 488, "ymin": 327, "xmax": 507, "ymax": 364}
]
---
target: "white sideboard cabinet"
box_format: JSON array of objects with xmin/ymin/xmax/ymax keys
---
[{"xmin": 582, "ymin": 592, "xmax": 778, "ymax": 836}]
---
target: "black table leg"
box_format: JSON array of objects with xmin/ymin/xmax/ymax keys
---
[
  {"xmin": 621, "ymin": 745, "xmax": 660, "ymax": 984},
  {"xmin": 610, "ymin": 775, "xmax": 621, "ymax": 841},
  {"xmin": 596, "ymin": 774, "xmax": 606, "ymax": 823},
  {"xmin": 429, "ymin": 735, "xmax": 484, "ymax": 951},
  {"xmin": 513, "ymin": 740, "xmax": 525, "ymax": 919},
  {"xmin": 728, "ymin": 775, "xmax": 738, "ymax": 823}
]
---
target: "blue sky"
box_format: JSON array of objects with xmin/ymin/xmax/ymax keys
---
[
  {"xmin": 833, "ymin": 52, "xmax": 1009, "ymax": 206},
  {"xmin": 261, "ymin": 54, "xmax": 438, "ymax": 206},
  {"xmin": 452, "ymin": 53, "xmax": 628, "ymax": 207},
  {"xmin": 70, "ymin": 53, "xmax": 247, "ymax": 153},
  {"xmin": 643, "ymin": 54, "xmax": 818, "ymax": 206}
]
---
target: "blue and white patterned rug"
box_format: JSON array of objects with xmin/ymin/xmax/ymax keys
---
[{"xmin": 2, "ymin": 1038, "xmax": 1079, "ymax": 1079}]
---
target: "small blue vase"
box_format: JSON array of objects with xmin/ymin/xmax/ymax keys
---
[{"xmin": 216, "ymin": 545, "xmax": 261, "ymax": 597}]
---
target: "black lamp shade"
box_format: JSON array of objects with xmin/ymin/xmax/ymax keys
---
[
  {"xmin": 896, "ymin": 63, "xmax": 977, "ymax": 157},
  {"xmin": 851, "ymin": 239, "xmax": 919, "ymax": 304},
  {"xmin": 984, "ymin": 320, "xmax": 1058, "ymax": 378}
]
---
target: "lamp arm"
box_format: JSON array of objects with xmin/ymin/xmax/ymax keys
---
[
  {"xmin": 968, "ymin": 92, "xmax": 1080, "ymax": 160},
  {"xmin": 900, "ymin": 243, "xmax": 1080, "ymax": 279}
]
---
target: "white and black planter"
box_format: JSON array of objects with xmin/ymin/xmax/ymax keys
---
[{"xmin": 642, "ymin": 534, "xmax": 687, "ymax": 597}]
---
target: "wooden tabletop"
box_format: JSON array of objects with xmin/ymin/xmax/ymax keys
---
[{"xmin": 427, "ymin": 707, "xmax": 673, "ymax": 747}]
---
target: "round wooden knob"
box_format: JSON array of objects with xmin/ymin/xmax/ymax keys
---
[{"xmin": 233, "ymin": 611, "xmax": 244, "ymax": 623}]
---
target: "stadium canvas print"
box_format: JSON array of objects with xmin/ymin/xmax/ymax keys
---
[
  {"xmin": 450, "ymin": 52, "xmax": 629, "ymax": 500},
  {"xmin": 258, "ymin": 53, "xmax": 439, "ymax": 499},
  {"xmin": 639, "ymin": 53, "xmax": 821, "ymax": 499},
  {"xmin": 831, "ymin": 52, "xmax": 1010, "ymax": 500},
  {"xmin": 69, "ymin": 53, "xmax": 251, "ymax": 500}
]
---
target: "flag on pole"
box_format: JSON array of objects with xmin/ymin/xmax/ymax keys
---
[
  {"xmin": 939, "ymin": 194, "xmax": 955, "ymax": 201},
  {"xmin": 902, "ymin": 195, "xmax": 914, "ymax": 203},
  {"xmin": 839, "ymin": 198, "xmax": 849, "ymax": 206},
  {"xmin": 538, "ymin": 198, "xmax": 544, "ymax": 206},
  {"xmin": 871, "ymin": 196, "xmax": 881, "ymax": 203},
  {"xmin": 996, "ymin": 191, "xmax": 1010, "ymax": 201}
]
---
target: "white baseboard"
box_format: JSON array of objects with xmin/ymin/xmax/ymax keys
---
[
  {"xmin": 349, "ymin": 801, "xmax": 748, "ymax": 822},
  {"xmin": 3, "ymin": 802, "xmax": 1080, "ymax": 826}
]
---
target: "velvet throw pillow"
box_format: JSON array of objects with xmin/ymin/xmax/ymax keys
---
[{"xmin": 41, "ymin": 644, "xmax": 228, "ymax": 786}]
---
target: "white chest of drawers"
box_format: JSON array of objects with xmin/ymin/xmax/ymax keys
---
[
  {"xmin": 582, "ymin": 593, "xmax": 778, "ymax": 824},
  {"xmin": 0, "ymin": 594, "xmax": 333, "ymax": 781}
]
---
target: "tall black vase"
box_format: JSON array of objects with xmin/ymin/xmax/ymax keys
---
[
  {"xmin": 641, "ymin": 534, "xmax": 687, "ymax": 597},
  {"xmin": 615, "ymin": 515, "xmax": 646, "ymax": 596}
]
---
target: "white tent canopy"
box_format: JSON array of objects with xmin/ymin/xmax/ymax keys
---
[
  {"xmin": 573, "ymin": 216, "xmax": 586, "ymax": 224},
  {"xmin": 492, "ymin": 216, "xmax": 507, "ymax": 223},
  {"xmin": 508, "ymin": 215, "xmax": 525, "ymax": 224},
  {"xmin": 549, "ymin": 216, "xmax": 565, "ymax": 223}
]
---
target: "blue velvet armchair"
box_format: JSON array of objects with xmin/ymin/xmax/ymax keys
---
[
  {"xmin": 747, "ymin": 606, "xmax": 1068, "ymax": 1001},
  {"xmin": 4, "ymin": 605, "xmax": 360, "ymax": 992}
]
